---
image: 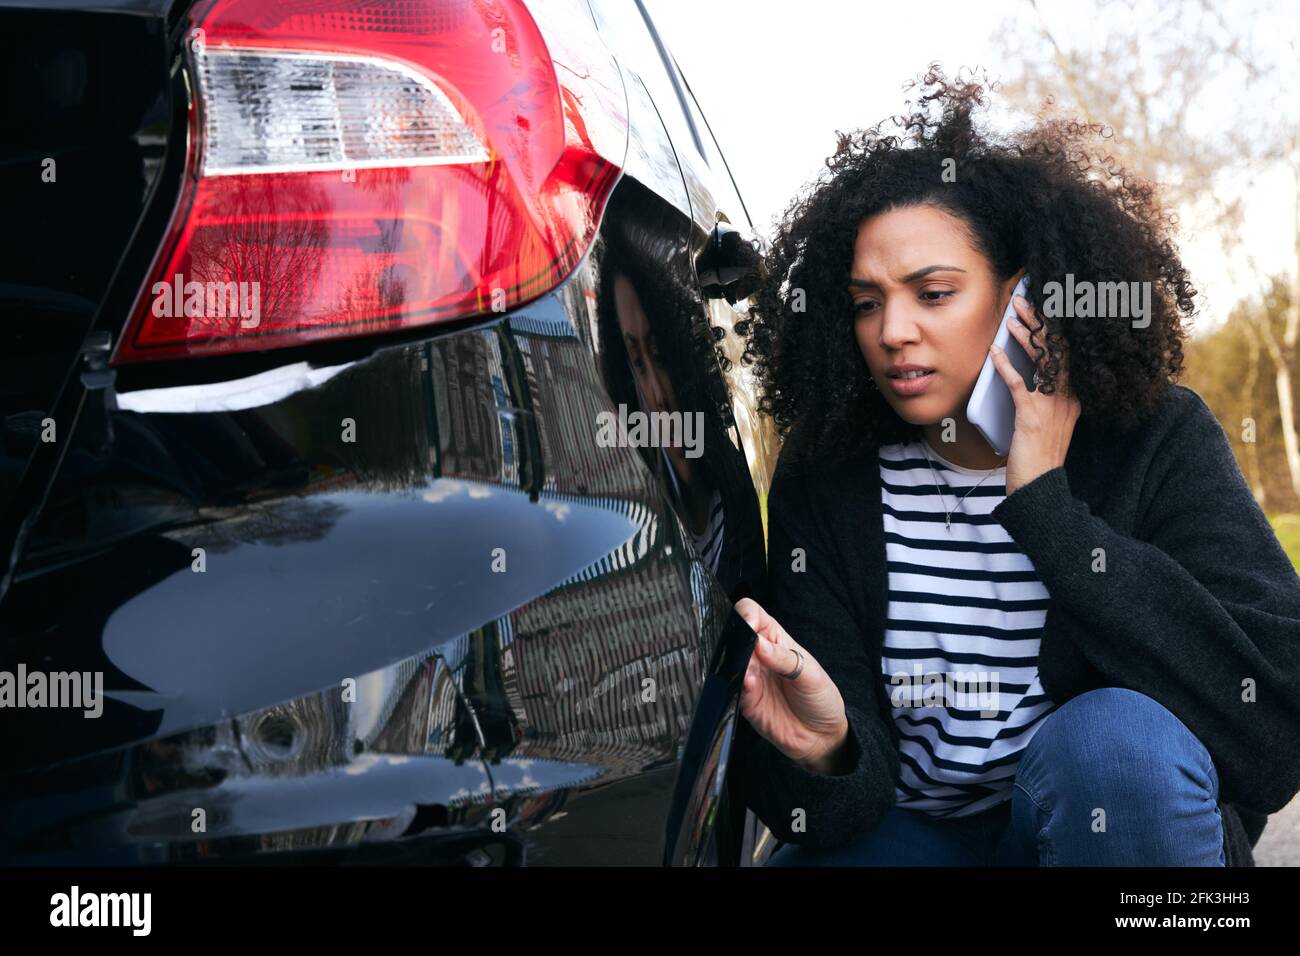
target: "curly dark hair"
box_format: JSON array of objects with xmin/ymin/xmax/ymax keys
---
[
  {"xmin": 594, "ymin": 192, "xmax": 737, "ymax": 440},
  {"xmin": 741, "ymin": 65, "xmax": 1195, "ymax": 461}
]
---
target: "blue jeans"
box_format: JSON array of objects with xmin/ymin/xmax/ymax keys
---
[{"xmin": 766, "ymin": 687, "xmax": 1226, "ymax": 866}]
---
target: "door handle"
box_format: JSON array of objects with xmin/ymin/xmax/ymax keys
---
[{"xmin": 695, "ymin": 220, "xmax": 766, "ymax": 305}]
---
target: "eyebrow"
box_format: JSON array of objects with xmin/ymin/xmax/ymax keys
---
[{"xmin": 849, "ymin": 264, "xmax": 967, "ymax": 288}]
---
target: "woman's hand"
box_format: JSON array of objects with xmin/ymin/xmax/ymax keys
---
[
  {"xmin": 989, "ymin": 294, "xmax": 1082, "ymax": 495},
  {"xmin": 736, "ymin": 597, "xmax": 851, "ymax": 775}
]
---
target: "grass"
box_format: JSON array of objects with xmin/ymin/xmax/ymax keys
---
[{"xmin": 1268, "ymin": 514, "xmax": 1300, "ymax": 572}]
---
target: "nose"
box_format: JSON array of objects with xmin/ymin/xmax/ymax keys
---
[
  {"xmin": 640, "ymin": 363, "xmax": 669, "ymax": 412},
  {"xmin": 878, "ymin": 299, "xmax": 923, "ymax": 351}
]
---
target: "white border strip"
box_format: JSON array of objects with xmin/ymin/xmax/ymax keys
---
[{"xmin": 114, "ymin": 360, "xmax": 355, "ymax": 413}]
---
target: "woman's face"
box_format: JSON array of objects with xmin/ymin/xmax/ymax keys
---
[
  {"xmin": 850, "ymin": 204, "xmax": 1023, "ymax": 427},
  {"xmin": 613, "ymin": 273, "xmax": 696, "ymax": 484}
]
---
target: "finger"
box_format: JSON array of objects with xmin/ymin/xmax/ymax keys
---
[
  {"xmin": 752, "ymin": 630, "xmax": 800, "ymax": 675},
  {"xmin": 743, "ymin": 658, "xmax": 771, "ymax": 697},
  {"xmin": 739, "ymin": 665, "xmax": 766, "ymax": 721},
  {"xmin": 988, "ymin": 343, "xmax": 1030, "ymax": 407},
  {"xmin": 735, "ymin": 596, "xmax": 759, "ymax": 624},
  {"xmin": 1011, "ymin": 294, "xmax": 1042, "ymax": 332},
  {"xmin": 1008, "ymin": 298, "xmax": 1048, "ymax": 367},
  {"xmin": 738, "ymin": 599, "xmax": 793, "ymax": 650},
  {"xmin": 1005, "ymin": 307, "xmax": 1039, "ymax": 358},
  {"xmin": 746, "ymin": 646, "xmax": 773, "ymax": 683},
  {"xmin": 735, "ymin": 599, "xmax": 810, "ymax": 678},
  {"xmin": 735, "ymin": 597, "xmax": 773, "ymax": 642}
]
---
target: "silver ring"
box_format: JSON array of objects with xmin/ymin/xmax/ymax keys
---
[{"xmin": 780, "ymin": 648, "xmax": 805, "ymax": 681}]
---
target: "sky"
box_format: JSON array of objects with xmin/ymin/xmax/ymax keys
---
[{"xmin": 644, "ymin": 0, "xmax": 1298, "ymax": 330}]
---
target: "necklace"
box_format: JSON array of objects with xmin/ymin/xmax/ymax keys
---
[{"xmin": 919, "ymin": 440, "xmax": 1006, "ymax": 530}]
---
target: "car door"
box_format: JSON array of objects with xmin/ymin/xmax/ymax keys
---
[{"xmin": 587, "ymin": 0, "xmax": 774, "ymax": 865}]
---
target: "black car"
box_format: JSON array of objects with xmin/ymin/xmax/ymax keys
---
[{"xmin": 0, "ymin": 0, "xmax": 779, "ymax": 866}]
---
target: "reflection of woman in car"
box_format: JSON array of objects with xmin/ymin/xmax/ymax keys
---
[
  {"xmin": 595, "ymin": 210, "xmax": 764, "ymax": 604},
  {"xmin": 733, "ymin": 68, "xmax": 1300, "ymax": 866},
  {"xmin": 613, "ymin": 271, "xmax": 725, "ymax": 572}
]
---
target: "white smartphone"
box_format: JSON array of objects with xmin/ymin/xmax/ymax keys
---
[{"xmin": 966, "ymin": 275, "xmax": 1036, "ymax": 457}]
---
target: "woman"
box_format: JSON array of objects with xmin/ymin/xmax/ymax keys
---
[{"xmin": 732, "ymin": 68, "xmax": 1300, "ymax": 866}]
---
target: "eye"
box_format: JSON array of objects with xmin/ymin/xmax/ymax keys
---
[
  {"xmin": 920, "ymin": 289, "xmax": 955, "ymax": 303},
  {"xmin": 852, "ymin": 299, "xmax": 879, "ymax": 317}
]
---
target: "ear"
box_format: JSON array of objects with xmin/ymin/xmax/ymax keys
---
[{"xmin": 1003, "ymin": 268, "xmax": 1026, "ymax": 304}]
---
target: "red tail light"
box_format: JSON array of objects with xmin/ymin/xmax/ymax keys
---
[{"xmin": 113, "ymin": 0, "xmax": 627, "ymax": 364}]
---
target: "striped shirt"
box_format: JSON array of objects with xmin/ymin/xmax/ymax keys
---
[
  {"xmin": 878, "ymin": 437, "xmax": 1056, "ymax": 817},
  {"xmin": 687, "ymin": 490, "xmax": 725, "ymax": 574},
  {"xmin": 661, "ymin": 446, "xmax": 725, "ymax": 574}
]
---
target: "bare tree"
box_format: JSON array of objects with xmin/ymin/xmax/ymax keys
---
[{"xmin": 999, "ymin": 0, "xmax": 1300, "ymax": 498}]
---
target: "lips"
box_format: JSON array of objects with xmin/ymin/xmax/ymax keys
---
[{"xmin": 884, "ymin": 364, "xmax": 936, "ymax": 396}]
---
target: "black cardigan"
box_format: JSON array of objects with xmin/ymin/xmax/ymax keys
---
[{"xmin": 733, "ymin": 384, "xmax": 1300, "ymax": 866}]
